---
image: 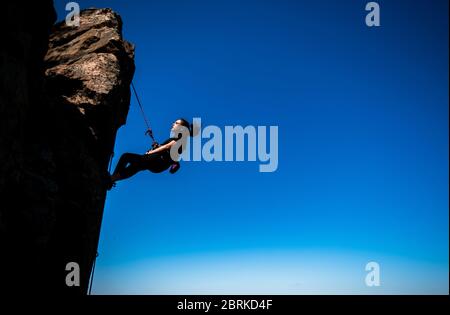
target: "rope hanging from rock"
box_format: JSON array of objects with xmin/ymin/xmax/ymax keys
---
[
  {"xmin": 88, "ymin": 252, "xmax": 99, "ymax": 295},
  {"xmin": 131, "ymin": 81, "xmax": 159, "ymax": 149}
]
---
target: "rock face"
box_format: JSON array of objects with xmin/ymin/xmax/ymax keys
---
[{"xmin": 0, "ymin": 4, "xmax": 134, "ymax": 294}]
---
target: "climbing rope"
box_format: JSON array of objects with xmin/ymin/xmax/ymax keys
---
[
  {"xmin": 89, "ymin": 82, "xmax": 160, "ymax": 293},
  {"xmin": 88, "ymin": 252, "xmax": 99, "ymax": 295},
  {"xmin": 108, "ymin": 152, "xmax": 114, "ymax": 173},
  {"xmin": 131, "ymin": 81, "xmax": 159, "ymax": 148},
  {"xmin": 90, "ymin": 152, "xmax": 114, "ymax": 293}
]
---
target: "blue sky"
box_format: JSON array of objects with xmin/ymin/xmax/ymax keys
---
[{"xmin": 54, "ymin": 0, "xmax": 448, "ymax": 294}]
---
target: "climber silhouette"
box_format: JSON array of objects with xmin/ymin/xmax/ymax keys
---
[{"xmin": 106, "ymin": 118, "xmax": 193, "ymax": 190}]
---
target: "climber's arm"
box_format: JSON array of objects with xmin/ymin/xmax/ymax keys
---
[{"xmin": 145, "ymin": 140, "xmax": 176, "ymax": 155}]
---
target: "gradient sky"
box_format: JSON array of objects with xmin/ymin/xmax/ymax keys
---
[{"xmin": 53, "ymin": 0, "xmax": 448, "ymax": 294}]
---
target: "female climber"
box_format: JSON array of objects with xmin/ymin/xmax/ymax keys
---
[{"xmin": 106, "ymin": 118, "xmax": 193, "ymax": 190}]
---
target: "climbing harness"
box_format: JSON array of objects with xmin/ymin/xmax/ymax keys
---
[{"xmin": 131, "ymin": 81, "xmax": 159, "ymax": 149}]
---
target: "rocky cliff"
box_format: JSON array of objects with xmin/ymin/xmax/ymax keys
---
[{"xmin": 0, "ymin": 3, "xmax": 134, "ymax": 294}]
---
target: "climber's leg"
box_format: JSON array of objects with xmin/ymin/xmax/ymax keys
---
[
  {"xmin": 112, "ymin": 153, "xmax": 145, "ymax": 181},
  {"xmin": 106, "ymin": 152, "xmax": 170, "ymax": 190},
  {"xmin": 112, "ymin": 153, "xmax": 137, "ymax": 175}
]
